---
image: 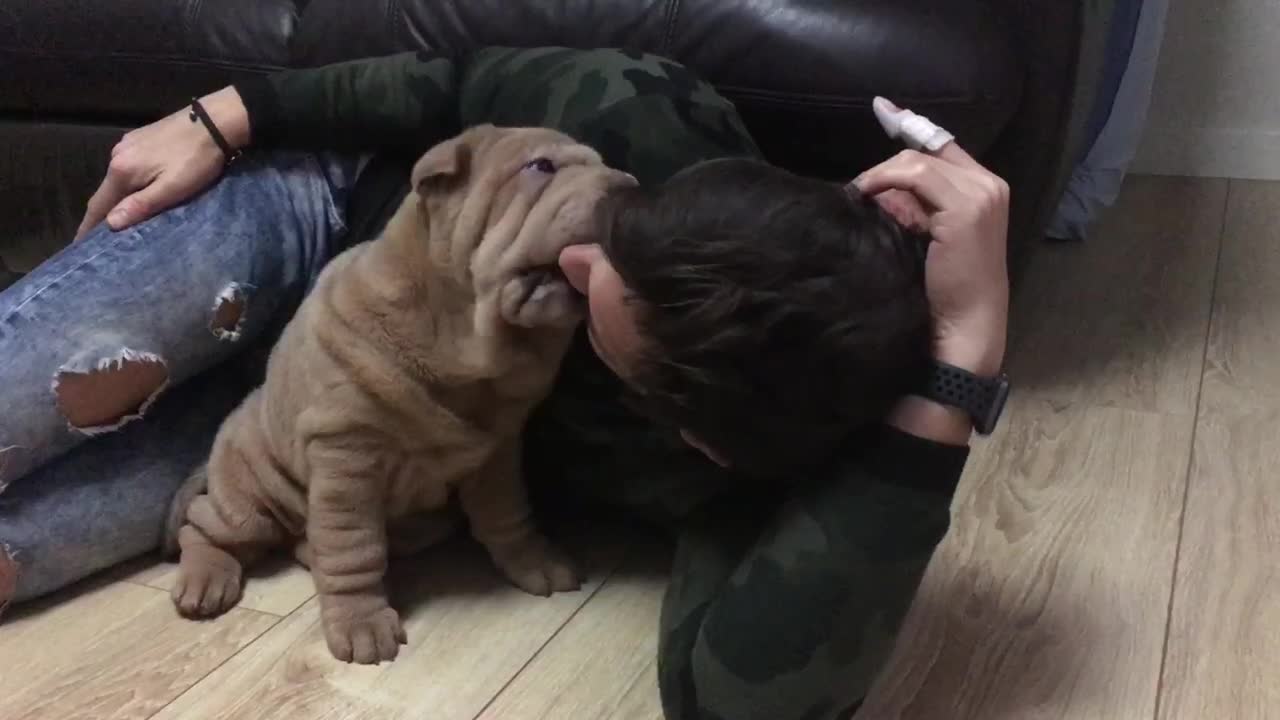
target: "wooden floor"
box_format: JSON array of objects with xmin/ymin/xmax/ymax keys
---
[{"xmin": 3, "ymin": 175, "xmax": 1279, "ymax": 719}]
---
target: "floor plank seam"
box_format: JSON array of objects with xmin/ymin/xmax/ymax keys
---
[
  {"xmin": 140, "ymin": 608, "xmax": 288, "ymax": 720},
  {"xmin": 119, "ymin": 576, "xmax": 302, "ymax": 618},
  {"xmin": 120, "ymin": 577, "xmax": 174, "ymax": 594},
  {"xmin": 1064, "ymin": 402, "xmax": 1195, "ymax": 421},
  {"xmin": 120, "ymin": 578, "xmax": 161, "ymax": 590},
  {"xmin": 1149, "ymin": 178, "xmax": 1232, "ymax": 720},
  {"xmin": 467, "ymin": 540, "xmax": 639, "ymax": 720}
]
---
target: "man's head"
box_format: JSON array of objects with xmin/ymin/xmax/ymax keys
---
[{"xmin": 559, "ymin": 157, "xmax": 931, "ymax": 476}]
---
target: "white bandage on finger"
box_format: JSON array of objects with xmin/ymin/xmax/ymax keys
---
[{"xmin": 872, "ymin": 96, "xmax": 955, "ymax": 153}]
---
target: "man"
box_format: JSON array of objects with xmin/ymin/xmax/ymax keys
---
[{"xmin": 1, "ymin": 48, "xmax": 1008, "ymax": 720}]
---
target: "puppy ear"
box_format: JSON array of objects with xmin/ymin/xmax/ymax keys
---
[{"xmin": 412, "ymin": 137, "xmax": 472, "ymax": 193}]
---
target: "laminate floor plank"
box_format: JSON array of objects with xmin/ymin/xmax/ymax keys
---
[{"xmin": 1157, "ymin": 180, "xmax": 1280, "ymax": 720}]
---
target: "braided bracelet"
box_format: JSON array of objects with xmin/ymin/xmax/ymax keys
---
[{"xmin": 189, "ymin": 97, "xmax": 243, "ymax": 166}]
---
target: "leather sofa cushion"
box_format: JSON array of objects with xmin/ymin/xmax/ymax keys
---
[{"xmin": 0, "ymin": 0, "xmax": 297, "ymax": 119}]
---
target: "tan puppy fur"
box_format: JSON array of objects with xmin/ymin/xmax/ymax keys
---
[{"xmin": 170, "ymin": 125, "xmax": 636, "ymax": 664}]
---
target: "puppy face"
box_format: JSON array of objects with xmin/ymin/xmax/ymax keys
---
[{"xmin": 411, "ymin": 125, "xmax": 637, "ymax": 331}]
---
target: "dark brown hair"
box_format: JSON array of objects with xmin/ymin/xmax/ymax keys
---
[{"xmin": 605, "ymin": 157, "xmax": 931, "ymax": 477}]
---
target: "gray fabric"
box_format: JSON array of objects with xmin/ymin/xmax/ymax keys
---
[{"xmin": 1047, "ymin": 0, "xmax": 1171, "ymax": 241}]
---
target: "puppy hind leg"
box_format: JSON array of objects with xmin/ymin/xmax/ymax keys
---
[
  {"xmin": 172, "ymin": 435, "xmax": 287, "ymax": 618},
  {"xmin": 173, "ymin": 518, "xmax": 253, "ymax": 618},
  {"xmin": 161, "ymin": 464, "xmax": 210, "ymax": 559}
]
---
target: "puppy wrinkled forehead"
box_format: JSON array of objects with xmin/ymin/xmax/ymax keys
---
[
  {"xmin": 410, "ymin": 125, "xmax": 617, "ymax": 201},
  {"xmin": 494, "ymin": 129, "xmax": 602, "ymax": 167}
]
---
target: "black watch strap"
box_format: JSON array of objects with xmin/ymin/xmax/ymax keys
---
[{"xmin": 917, "ymin": 360, "xmax": 1010, "ymax": 435}]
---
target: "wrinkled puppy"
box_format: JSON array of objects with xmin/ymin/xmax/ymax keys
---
[{"xmin": 170, "ymin": 125, "xmax": 636, "ymax": 664}]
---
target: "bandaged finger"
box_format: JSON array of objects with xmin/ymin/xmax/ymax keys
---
[{"xmin": 872, "ymin": 96, "xmax": 955, "ymax": 153}]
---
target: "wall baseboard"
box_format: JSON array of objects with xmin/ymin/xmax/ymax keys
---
[{"xmin": 1133, "ymin": 126, "xmax": 1280, "ymax": 180}]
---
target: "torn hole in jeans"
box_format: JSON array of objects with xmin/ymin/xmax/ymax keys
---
[
  {"xmin": 0, "ymin": 542, "xmax": 17, "ymax": 619},
  {"xmin": 210, "ymin": 283, "xmax": 249, "ymax": 341},
  {"xmin": 0, "ymin": 445, "xmax": 23, "ymax": 494},
  {"xmin": 53, "ymin": 349, "xmax": 169, "ymax": 435}
]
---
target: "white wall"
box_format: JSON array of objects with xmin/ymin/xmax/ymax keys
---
[{"xmin": 1133, "ymin": 0, "xmax": 1280, "ymax": 180}]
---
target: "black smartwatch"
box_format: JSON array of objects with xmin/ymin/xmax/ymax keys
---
[{"xmin": 915, "ymin": 360, "xmax": 1011, "ymax": 435}]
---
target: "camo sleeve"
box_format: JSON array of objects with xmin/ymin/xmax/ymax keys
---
[
  {"xmin": 233, "ymin": 51, "xmax": 460, "ymax": 153},
  {"xmin": 231, "ymin": 46, "xmax": 758, "ymax": 180},
  {"xmin": 657, "ymin": 428, "xmax": 968, "ymax": 720},
  {"xmin": 458, "ymin": 47, "xmax": 763, "ymax": 184}
]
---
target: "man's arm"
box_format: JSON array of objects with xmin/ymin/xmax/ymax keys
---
[
  {"xmin": 657, "ymin": 419, "xmax": 969, "ymax": 720},
  {"xmin": 232, "ymin": 52, "xmax": 459, "ymax": 153},
  {"xmin": 861, "ymin": 100, "xmax": 1011, "ymax": 449}
]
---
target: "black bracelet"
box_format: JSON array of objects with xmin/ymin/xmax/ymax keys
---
[{"xmin": 189, "ymin": 97, "xmax": 243, "ymax": 166}]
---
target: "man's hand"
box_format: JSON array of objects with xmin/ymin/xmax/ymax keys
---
[
  {"xmin": 854, "ymin": 100, "xmax": 1010, "ymax": 378},
  {"xmin": 75, "ymin": 86, "xmax": 250, "ymax": 240},
  {"xmin": 870, "ymin": 188, "xmax": 930, "ymax": 233},
  {"xmin": 856, "ymin": 98, "xmax": 1010, "ymax": 445}
]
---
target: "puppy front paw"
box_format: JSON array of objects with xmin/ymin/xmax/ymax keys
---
[
  {"xmin": 320, "ymin": 594, "xmax": 406, "ymax": 664},
  {"xmin": 491, "ymin": 537, "xmax": 581, "ymax": 597}
]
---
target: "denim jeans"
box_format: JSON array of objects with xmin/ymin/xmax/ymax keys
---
[{"xmin": 0, "ymin": 151, "xmax": 361, "ymax": 609}]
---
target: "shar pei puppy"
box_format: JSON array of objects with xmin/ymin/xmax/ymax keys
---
[{"xmin": 168, "ymin": 124, "xmax": 635, "ymax": 663}]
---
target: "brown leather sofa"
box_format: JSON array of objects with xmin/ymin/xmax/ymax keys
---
[{"xmin": 0, "ymin": 0, "xmax": 1110, "ymax": 286}]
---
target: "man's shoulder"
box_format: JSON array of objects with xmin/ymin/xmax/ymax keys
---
[
  {"xmin": 458, "ymin": 46, "xmax": 762, "ymax": 183},
  {"xmin": 464, "ymin": 47, "xmax": 736, "ymax": 109}
]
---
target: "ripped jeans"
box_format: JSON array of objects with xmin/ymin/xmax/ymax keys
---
[{"xmin": 0, "ymin": 151, "xmax": 361, "ymax": 609}]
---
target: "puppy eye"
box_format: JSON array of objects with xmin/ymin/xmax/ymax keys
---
[{"xmin": 524, "ymin": 157, "xmax": 557, "ymax": 174}]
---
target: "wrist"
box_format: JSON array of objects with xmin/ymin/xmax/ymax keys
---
[
  {"xmin": 889, "ymin": 312, "xmax": 1007, "ymax": 445},
  {"xmin": 199, "ymin": 87, "xmax": 250, "ymax": 150},
  {"xmin": 934, "ymin": 309, "xmax": 1008, "ymax": 377},
  {"xmin": 887, "ymin": 395, "xmax": 973, "ymax": 447},
  {"xmin": 934, "ymin": 339, "xmax": 1005, "ymax": 378}
]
